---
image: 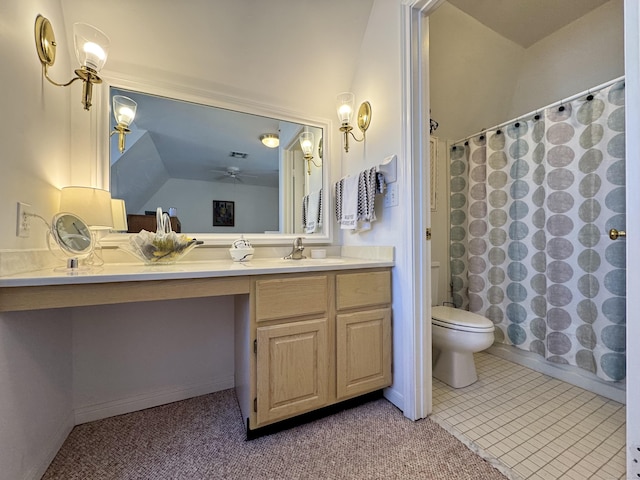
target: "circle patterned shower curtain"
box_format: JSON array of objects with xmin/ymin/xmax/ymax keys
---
[{"xmin": 449, "ymin": 80, "xmax": 626, "ymax": 382}]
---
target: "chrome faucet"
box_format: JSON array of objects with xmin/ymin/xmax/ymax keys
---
[{"xmin": 284, "ymin": 237, "xmax": 306, "ymax": 260}]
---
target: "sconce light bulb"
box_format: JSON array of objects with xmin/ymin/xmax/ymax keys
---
[
  {"xmin": 73, "ymin": 22, "xmax": 110, "ymax": 73},
  {"xmin": 116, "ymin": 106, "xmax": 135, "ymax": 126},
  {"xmin": 82, "ymin": 42, "xmax": 106, "ymax": 70},
  {"xmin": 299, "ymin": 132, "xmax": 315, "ymax": 158},
  {"xmin": 338, "ymin": 105, "xmax": 352, "ymax": 124},
  {"xmin": 336, "ymin": 92, "xmax": 356, "ymax": 124}
]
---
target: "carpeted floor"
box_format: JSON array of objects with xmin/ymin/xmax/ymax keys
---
[{"xmin": 42, "ymin": 389, "xmax": 508, "ymax": 479}]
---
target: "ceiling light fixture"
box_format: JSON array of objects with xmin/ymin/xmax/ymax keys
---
[
  {"xmin": 260, "ymin": 133, "xmax": 280, "ymax": 148},
  {"xmin": 110, "ymin": 95, "xmax": 137, "ymax": 153},
  {"xmin": 336, "ymin": 92, "xmax": 372, "ymax": 153},
  {"xmin": 34, "ymin": 14, "xmax": 110, "ymax": 111}
]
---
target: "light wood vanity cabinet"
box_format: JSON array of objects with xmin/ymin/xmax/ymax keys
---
[
  {"xmin": 241, "ymin": 268, "xmax": 392, "ymax": 432},
  {"xmin": 254, "ymin": 275, "xmax": 330, "ymax": 426},
  {"xmin": 336, "ymin": 270, "xmax": 392, "ymax": 400}
]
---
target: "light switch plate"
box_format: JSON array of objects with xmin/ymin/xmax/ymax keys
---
[{"xmin": 383, "ymin": 183, "xmax": 399, "ymax": 208}]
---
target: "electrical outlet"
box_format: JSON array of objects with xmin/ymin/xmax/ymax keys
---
[
  {"xmin": 631, "ymin": 444, "xmax": 640, "ymax": 478},
  {"xmin": 16, "ymin": 202, "xmax": 32, "ymax": 238},
  {"xmin": 383, "ymin": 183, "xmax": 399, "ymax": 208}
]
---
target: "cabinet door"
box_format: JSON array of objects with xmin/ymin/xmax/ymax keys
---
[
  {"xmin": 256, "ymin": 318, "xmax": 329, "ymax": 426},
  {"xmin": 336, "ymin": 308, "xmax": 391, "ymax": 400}
]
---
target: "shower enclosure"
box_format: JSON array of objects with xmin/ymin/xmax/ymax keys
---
[{"xmin": 449, "ymin": 79, "xmax": 626, "ymax": 384}]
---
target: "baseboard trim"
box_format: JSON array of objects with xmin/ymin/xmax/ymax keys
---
[
  {"xmin": 383, "ymin": 385, "xmax": 403, "ymax": 412},
  {"xmin": 25, "ymin": 413, "xmax": 74, "ymax": 480},
  {"xmin": 74, "ymin": 376, "xmax": 235, "ymax": 425}
]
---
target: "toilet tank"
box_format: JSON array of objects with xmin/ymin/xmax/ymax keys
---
[{"xmin": 431, "ymin": 261, "xmax": 440, "ymax": 306}]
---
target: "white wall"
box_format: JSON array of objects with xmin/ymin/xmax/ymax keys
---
[
  {"xmin": 0, "ymin": 311, "xmax": 73, "ymax": 480},
  {"xmin": 72, "ymin": 297, "xmax": 235, "ymax": 423},
  {"xmin": 339, "ymin": 0, "xmax": 406, "ymax": 408},
  {"xmin": 0, "ymin": 1, "xmax": 78, "ymax": 479},
  {"xmin": 143, "ymin": 178, "xmax": 279, "ymax": 233},
  {"xmin": 508, "ymin": 0, "xmax": 624, "ymax": 118}
]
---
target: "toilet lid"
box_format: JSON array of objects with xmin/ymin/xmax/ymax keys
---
[{"xmin": 432, "ymin": 306, "xmax": 494, "ymax": 332}]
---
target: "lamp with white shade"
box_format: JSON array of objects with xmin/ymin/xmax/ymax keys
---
[
  {"xmin": 59, "ymin": 186, "xmax": 113, "ymax": 230},
  {"xmin": 111, "ymin": 198, "xmax": 128, "ymax": 232}
]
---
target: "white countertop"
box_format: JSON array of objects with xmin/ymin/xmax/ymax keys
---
[{"xmin": 0, "ymin": 257, "xmax": 394, "ymax": 287}]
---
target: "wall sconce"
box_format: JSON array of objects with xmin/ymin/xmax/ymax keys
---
[
  {"xmin": 34, "ymin": 15, "xmax": 110, "ymax": 111},
  {"xmin": 300, "ymin": 132, "xmax": 321, "ymax": 175},
  {"xmin": 110, "ymin": 95, "xmax": 137, "ymax": 153},
  {"xmin": 259, "ymin": 133, "xmax": 280, "ymax": 148},
  {"xmin": 336, "ymin": 92, "xmax": 372, "ymax": 153}
]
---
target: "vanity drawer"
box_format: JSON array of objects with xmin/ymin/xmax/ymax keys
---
[
  {"xmin": 255, "ymin": 275, "xmax": 328, "ymax": 322},
  {"xmin": 336, "ymin": 270, "xmax": 391, "ymax": 310}
]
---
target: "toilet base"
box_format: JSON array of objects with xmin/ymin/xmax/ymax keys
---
[{"xmin": 433, "ymin": 350, "xmax": 478, "ymax": 388}]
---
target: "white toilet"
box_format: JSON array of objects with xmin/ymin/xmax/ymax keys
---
[{"xmin": 431, "ymin": 263, "xmax": 495, "ymax": 388}]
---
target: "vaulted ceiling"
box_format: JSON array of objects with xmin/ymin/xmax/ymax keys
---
[{"xmin": 448, "ymin": 0, "xmax": 611, "ymax": 48}]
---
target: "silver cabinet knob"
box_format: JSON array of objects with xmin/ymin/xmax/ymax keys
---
[{"xmin": 609, "ymin": 228, "xmax": 626, "ymax": 240}]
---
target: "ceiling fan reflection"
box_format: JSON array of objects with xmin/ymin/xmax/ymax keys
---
[{"xmin": 210, "ymin": 166, "xmax": 258, "ymax": 183}]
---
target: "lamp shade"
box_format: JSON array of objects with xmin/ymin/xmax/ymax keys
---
[
  {"xmin": 299, "ymin": 132, "xmax": 314, "ymax": 157},
  {"xmin": 111, "ymin": 198, "xmax": 128, "ymax": 232},
  {"xmin": 113, "ymin": 95, "xmax": 137, "ymax": 127},
  {"xmin": 59, "ymin": 186, "xmax": 113, "ymax": 230},
  {"xmin": 336, "ymin": 92, "xmax": 355, "ymax": 125},
  {"xmin": 73, "ymin": 22, "xmax": 110, "ymax": 72}
]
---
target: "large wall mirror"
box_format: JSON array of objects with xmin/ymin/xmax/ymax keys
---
[{"xmin": 99, "ymin": 79, "xmax": 330, "ymax": 245}]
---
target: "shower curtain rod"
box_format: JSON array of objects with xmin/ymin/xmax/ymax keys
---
[{"xmin": 452, "ymin": 75, "xmax": 625, "ymax": 146}]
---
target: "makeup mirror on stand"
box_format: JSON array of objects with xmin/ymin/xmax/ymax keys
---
[{"xmin": 47, "ymin": 213, "xmax": 95, "ymax": 272}]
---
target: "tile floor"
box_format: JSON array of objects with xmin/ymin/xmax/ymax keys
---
[{"xmin": 431, "ymin": 352, "xmax": 626, "ymax": 480}]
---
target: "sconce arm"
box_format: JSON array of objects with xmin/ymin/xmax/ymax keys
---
[
  {"xmin": 42, "ymin": 64, "xmax": 85, "ymax": 88},
  {"xmin": 348, "ymin": 129, "xmax": 365, "ymax": 143},
  {"xmin": 339, "ymin": 124, "xmax": 366, "ymax": 153}
]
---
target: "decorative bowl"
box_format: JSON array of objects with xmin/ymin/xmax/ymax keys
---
[
  {"xmin": 123, "ymin": 232, "xmax": 202, "ymax": 264},
  {"xmin": 229, "ymin": 247, "xmax": 255, "ymax": 262}
]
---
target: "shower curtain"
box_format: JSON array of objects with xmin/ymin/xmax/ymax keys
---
[{"xmin": 449, "ymin": 80, "xmax": 626, "ymax": 382}]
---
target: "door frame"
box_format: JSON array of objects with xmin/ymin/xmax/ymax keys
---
[{"xmin": 407, "ymin": 0, "xmax": 639, "ymax": 470}]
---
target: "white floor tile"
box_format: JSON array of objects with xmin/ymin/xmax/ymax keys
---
[{"xmin": 430, "ymin": 352, "xmax": 627, "ymax": 480}]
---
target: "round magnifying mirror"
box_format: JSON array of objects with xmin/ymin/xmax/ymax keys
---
[{"xmin": 50, "ymin": 213, "xmax": 94, "ymax": 257}]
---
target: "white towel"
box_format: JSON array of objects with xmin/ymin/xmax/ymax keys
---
[
  {"xmin": 340, "ymin": 175, "xmax": 358, "ymax": 230},
  {"xmin": 305, "ymin": 190, "xmax": 321, "ymax": 233}
]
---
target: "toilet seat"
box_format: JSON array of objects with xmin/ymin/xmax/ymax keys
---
[{"xmin": 432, "ymin": 306, "xmax": 494, "ymax": 333}]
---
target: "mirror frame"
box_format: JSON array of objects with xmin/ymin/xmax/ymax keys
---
[{"xmin": 94, "ymin": 73, "xmax": 333, "ymax": 247}]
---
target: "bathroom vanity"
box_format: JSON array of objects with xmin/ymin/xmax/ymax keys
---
[
  {"xmin": 242, "ymin": 268, "xmax": 391, "ymax": 431},
  {"xmin": 0, "ymin": 255, "xmax": 392, "ymax": 434}
]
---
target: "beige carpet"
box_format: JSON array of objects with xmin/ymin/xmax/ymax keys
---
[{"xmin": 43, "ymin": 389, "xmax": 508, "ymax": 480}]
